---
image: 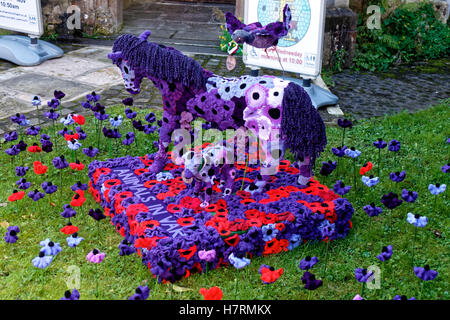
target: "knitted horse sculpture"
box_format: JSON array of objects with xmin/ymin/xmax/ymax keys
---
[{"xmin": 108, "ymin": 31, "xmax": 327, "ymax": 194}]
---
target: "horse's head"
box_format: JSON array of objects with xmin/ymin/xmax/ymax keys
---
[{"xmin": 108, "ymin": 31, "xmax": 152, "ymax": 94}]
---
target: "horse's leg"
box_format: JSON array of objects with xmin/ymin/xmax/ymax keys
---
[
  {"xmin": 297, "ymin": 156, "xmax": 312, "ymax": 187},
  {"xmin": 148, "ymin": 111, "xmax": 179, "ymax": 173}
]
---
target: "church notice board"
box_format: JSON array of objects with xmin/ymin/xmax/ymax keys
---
[
  {"xmin": 0, "ymin": 0, "xmax": 43, "ymax": 36},
  {"xmin": 243, "ymin": 0, "xmax": 326, "ymax": 78}
]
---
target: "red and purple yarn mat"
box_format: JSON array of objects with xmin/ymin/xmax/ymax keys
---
[{"xmin": 88, "ymin": 154, "xmax": 353, "ymax": 282}]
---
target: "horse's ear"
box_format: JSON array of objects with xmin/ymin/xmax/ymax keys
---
[
  {"xmin": 108, "ymin": 51, "xmax": 122, "ymax": 61},
  {"xmin": 138, "ymin": 30, "xmax": 151, "ymax": 41}
]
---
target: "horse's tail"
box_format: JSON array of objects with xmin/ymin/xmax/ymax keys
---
[{"xmin": 281, "ymin": 82, "xmax": 327, "ymax": 163}]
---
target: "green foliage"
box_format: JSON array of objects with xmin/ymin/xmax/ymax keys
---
[
  {"xmin": 354, "ymin": 2, "xmax": 450, "ymax": 71},
  {"xmin": 218, "ymin": 25, "xmax": 243, "ymax": 56}
]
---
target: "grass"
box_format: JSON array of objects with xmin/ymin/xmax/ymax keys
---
[{"xmin": 0, "ymin": 99, "xmax": 448, "ymax": 300}]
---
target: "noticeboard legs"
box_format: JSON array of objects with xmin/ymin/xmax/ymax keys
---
[
  {"xmin": 281, "ymin": 77, "xmax": 339, "ymax": 109},
  {"xmin": 0, "ymin": 35, "xmax": 64, "ymax": 66}
]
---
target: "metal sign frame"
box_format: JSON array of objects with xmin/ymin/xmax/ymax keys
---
[
  {"xmin": 243, "ymin": 0, "xmax": 327, "ymax": 79},
  {"xmin": 0, "ymin": 0, "xmax": 44, "ymax": 36}
]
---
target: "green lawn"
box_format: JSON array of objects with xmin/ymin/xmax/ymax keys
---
[{"xmin": 0, "ymin": 99, "xmax": 448, "ymax": 300}]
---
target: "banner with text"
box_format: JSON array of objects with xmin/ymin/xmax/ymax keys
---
[{"xmin": 0, "ymin": 0, "xmax": 43, "ymax": 36}]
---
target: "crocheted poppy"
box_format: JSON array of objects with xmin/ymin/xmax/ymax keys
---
[
  {"xmin": 41, "ymin": 181, "xmax": 58, "ymax": 194},
  {"xmin": 198, "ymin": 249, "xmax": 216, "ymax": 262},
  {"xmin": 4, "ymin": 226, "xmax": 20, "ymax": 244},
  {"xmin": 362, "ymin": 175, "xmax": 380, "ymax": 187},
  {"xmin": 40, "ymin": 238, "xmax": 62, "ymax": 256},
  {"xmin": 406, "ymin": 213, "xmax": 428, "ymax": 228},
  {"xmin": 129, "ymin": 285, "xmax": 150, "ymax": 300},
  {"xmin": 33, "ymin": 161, "xmax": 48, "ymax": 175},
  {"xmin": 8, "ymin": 190, "xmax": 25, "ymax": 202},
  {"xmin": 60, "ymin": 204, "xmax": 77, "ymax": 219},
  {"xmin": 27, "ymin": 143, "xmax": 42, "ymax": 153},
  {"xmin": 301, "ymin": 271, "xmax": 323, "ymax": 290},
  {"xmin": 354, "ymin": 268, "xmax": 374, "ymax": 283},
  {"xmin": 363, "ymin": 203, "xmax": 383, "ymax": 217},
  {"xmin": 228, "ymin": 253, "xmax": 250, "ymax": 269},
  {"xmin": 28, "ymin": 189, "xmax": 45, "ymax": 202},
  {"xmin": 376, "ymin": 245, "xmax": 393, "ymax": 262},
  {"xmin": 66, "ymin": 233, "xmax": 84, "ymax": 248},
  {"xmin": 428, "ymin": 183, "xmax": 446, "ymax": 195},
  {"xmin": 178, "ymin": 244, "xmax": 197, "ymax": 261},
  {"xmin": 224, "ymin": 233, "xmax": 240, "ymax": 247},
  {"xmin": 32, "ymin": 252, "xmax": 53, "ymax": 269},
  {"xmin": 73, "ymin": 114, "xmax": 85, "ymax": 125},
  {"xmin": 70, "ymin": 191, "xmax": 86, "ymax": 207},
  {"xmin": 389, "ymin": 171, "xmax": 406, "ymax": 183},
  {"xmin": 69, "ymin": 161, "xmax": 85, "ymax": 171},
  {"xmin": 199, "ymin": 286, "xmax": 223, "ymax": 300},
  {"xmin": 83, "ymin": 146, "xmax": 99, "ymax": 158},
  {"xmin": 319, "ymin": 160, "xmax": 337, "ymax": 176},
  {"xmin": 337, "ymin": 118, "xmax": 352, "ymax": 129},
  {"xmin": 177, "ymin": 217, "xmax": 195, "ymax": 227},
  {"xmin": 401, "ymin": 189, "xmax": 418, "ymax": 203},
  {"xmin": 381, "ymin": 192, "xmax": 402, "ymax": 209},
  {"xmin": 88, "ymin": 208, "xmax": 106, "ymax": 221},
  {"xmin": 373, "ymin": 138, "xmax": 387, "ymax": 149},
  {"xmin": 388, "ymin": 139, "xmax": 401, "ymax": 152},
  {"xmin": 53, "ymin": 155, "xmax": 69, "ymax": 169},
  {"xmin": 331, "ymin": 146, "xmax": 347, "ymax": 158},
  {"xmin": 86, "ymin": 249, "xmax": 106, "ymax": 263},
  {"xmin": 299, "ymin": 256, "xmax": 319, "ymax": 270},
  {"xmin": 259, "ymin": 264, "xmax": 283, "ymax": 284},
  {"xmin": 359, "ymin": 162, "xmax": 373, "ymax": 175},
  {"xmin": 414, "ymin": 265, "xmax": 438, "ymax": 281},
  {"xmin": 60, "ymin": 222, "xmax": 79, "ymax": 235},
  {"xmin": 60, "ymin": 289, "xmax": 80, "ymax": 300}
]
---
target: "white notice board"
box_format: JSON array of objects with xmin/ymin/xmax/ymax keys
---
[
  {"xmin": 243, "ymin": 0, "xmax": 326, "ymax": 78},
  {"xmin": 0, "ymin": 0, "xmax": 43, "ymax": 36}
]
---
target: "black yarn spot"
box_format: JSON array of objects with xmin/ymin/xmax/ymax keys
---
[{"xmin": 268, "ymin": 108, "xmax": 280, "ymax": 119}]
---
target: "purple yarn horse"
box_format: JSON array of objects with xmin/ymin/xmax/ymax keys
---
[{"xmin": 108, "ymin": 31, "xmax": 327, "ymax": 194}]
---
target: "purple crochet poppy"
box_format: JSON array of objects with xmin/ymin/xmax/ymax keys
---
[
  {"xmin": 376, "ymin": 245, "xmax": 393, "ymax": 262},
  {"xmin": 88, "ymin": 208, "xmax": 106, "ymax": 221},
  {"xmin": 363, "ymin": 203, "xmax": 383, "ymax": 217},
  {"xmin": 119, "ymin": 239, "xmax": 137, "ymax": 256},
  {"xmin": 401, "ymin": 189, "xmax": 418, "ymax": 203},
  {"xmin": 82, "ymin": 146, "xmax": 99, "ymax": 158},
  {"xmin": 337, "ymin": 118, "xmax": 352, "ymax": 129},
  {"xmin": 54, "ymin": 90, "xmax": 65, "ymax": 100},
  {"xmin": 354, "ymin": 268, "xmax": 374, "ymax": 283},
  {"xmin": 389, "ymin": 171, "xmax": 406, "ymax": 182},
  {"xmin": 95, "ymin": 110, "xmax": 109, "ymax": 121},
  {"xmin": 373, "ymin": 138, "xmax": 387, "ymax": 149},
  {"xmin": 16, "ymin": 178, "xmax": 31, "ymax": 190},
  {"xmin": 86, "ymin": 91, "xmax": 101, "ymax": 102},
  {"xmin": 60, "ymin": 204, "xmax": 77, "ymax": 219},
  {"xmin": 122, "ymin": 97, "xmax": 133, "ymax": 106},
  {"xmin": 71, "ymin": 181, "xmax": 88, "ymax": 191},
  {"xmin": 15, "ymin": 166, "xmax": 29, "ymax": 177},
  {"xmin": 75, "ymin": 127, "xmax": 87, "ymax": 140},
  {"xmin": 28, "ymin": 189, "xmax": 45, "ymax": 202},
  {"xmin": 26, "ymin": 126, "xmax": 40, "ymax": 136},
  {"xmin": 414, "ymin": 265, "xmax": 438, "ymax": 281},
  {"xmin": 41, "ymin": 181, "xmax": 58, "ymax": 194},
  {"xmin": 393, "ymin": 295, "xmax": 416, "ymax": 300},
  {"xmin": 331, "ymin": 146, "xmax": 347, "ymax": 158},
  {"xmin": 5, "ymin": 145, "xmax": 20, "ymax": 156},
  {"xmin": 10, "ymin": 113, "xmax": 28, "ymax": 126},
  {"xmin": 122, "ymin": 132, "xmax": 135, "ymax": 145},
  {"xmin": 4, "ymin": 226, "xmax": 20, "ymax": 244},
  {"xmin": 16, "ymin": 140, "xmax": 27, "ymax": 151},
  {"xmin": 388, "ymin": 140, "xmax": 401, "ymax": 152},
  {"xmin": 44, "ymin": 109, "xmax": 60, "ymax": 120},
  {"xmin": 60, "ymin": 289, "xmax": 80, "ymax": 300},
  {"xmin": 144, "ymin": 125, "xmax": 157, "ymax": 135},
  {"xmin": 53, "ymin": 155, "xmax": 69, "ymax": 169},
  {"xmin": 301, "ymin": 272, "xmax": 323, "ymax": 290},
  {"xmin": 133, "ymin": 120, "xmax": 145, "ymax": 131},
  {"xmin": 48, "ymin": 98, "xmax": 60, "ymax": 109},
  {"xmin": 129, "ymin": 285, "xmax": 150, "ymax": 300},
  {"xmin": 381, "ymin": 192, "xmax": 402, "ymax": 209},
  {"xmin": 124, "ymin": 108, "xmax": 137, "ymax": 119},
  {"xmin": 4, "ymin": 131, "xmax": 18, "ymax": 142},
  {"xmin": 145, "ymin": 112, "xmax": 156, "ymax": 124},
  {"xmin": 442, "ymin": 163, "xmax": 450, "ymax": 173},
  {"xmin": 319, "ymin": 161, "xmax": 337, "ymax": 176},
  {"xmin": 333, "ymin": 180, "xmax": 351, "ymax": 195},
  {"xmin": 299, "ymin": 256, "xmax": 319, "ymax": 270},
  {"xmin": 91, "ymin": 103, "xmax": 105, "ymax": 113}
]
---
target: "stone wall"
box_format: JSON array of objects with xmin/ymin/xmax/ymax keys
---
[{"xmin": 42, "ymin": 0, "xmax": 123, "ymax": 36}]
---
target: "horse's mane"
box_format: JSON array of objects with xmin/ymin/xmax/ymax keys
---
[{"xmin": 112, "ymin": 34, "xmax": 207, "ymax": 90}]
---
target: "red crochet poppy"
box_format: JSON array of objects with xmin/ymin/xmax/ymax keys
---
[
  {"xmin": 263, "ymin": 238, "xmax": 284, "ymax": 256},
  {"xmin": 60, "ymin": 224, "xmax": 78, "ymax": 235},
  {"xmin": 247, "ymin": 219, "xmax": 263, "ymax": 228},
  {"xmin": 33, "ymin": 161, "xmax": 47, "ymax": 175},
  {"xmin": 93, "ymin": 167, "xmax": 111, "ymax": 184},
  {"xmin": 167, "ymin": 203, "xmax": 182, "ymax": 214},
  {"xmin": 216, "ymin": 199, "xmax": 227, "ymax": 209},
  {"xmin": 64, "ymin": 133, "xmax": 79, "ymax": 141},
  {"xmin": 275, "ymin": 223, "xmax": 285, "ymax": 231},
  {"xmin": 178, "ymin": 244, "xmax": 197, "ymax": 261},
  {"xmin": 177, "ymin": 217, "xmax": 195, "ymax": 227},
  {"xmin": 134, "ymin": 236, "xmax": 162, "ymax": 250},
  {"xmin": 143, "ymin": 180, "xmax": 159, "ymax": 189},
  {"xmin": 204, "ymin": 204, "xmax": 218, "ymax": 212},
  {"xmin": 134, "ymin": 168, "xmax": 149, "ymax": 176},
  {"xmin": 260, "ymin": 266, "xmax": 284, "ymax": 284},
  {"xmin": 236, "ymin": 190, "xmax": 251, "ymax": 199},
  {"xmin": 245, "ymin": 209, "xmax": 263, "ymax": 220},
  {"xmin": 241, "ymin": 198, "xmax": 256, "ymax": 205},
  {"xmin": 163, "ymin": 162, "xmax": 180, "ymax": 171},
  {"xmin": 126, "ymin": 203, "xmax": 149, "ymax": 219},
  {"xmin": 27, "ymin": 145, "xmax": 41, "ymax": 153},
  {"xmin": 199, "ymin": 287, "xmax": 223, "ymax": 300},
  {"xmin": 73, "ymin": 114, "xmax": 85, "ymax": 125},
  {"xmin": 8, "ymin": 190, "xmax": 25, "ymax": 202},
  {"xmin": 179, "ymin": 196, "xmax": 202, "ymax": 210},
  {"xmin": 69, "ymin": 161, "xmax": 85, "ymax": 171},
  {"xmin": 275, "ymin": 211, "xmax": 295, "ymax": 222},
  {"xmin": 360, "ymin": 161, "xmax": 373, "ymax": 175},
  {"xmin": 70, "ymin": 192, "xmax": 86, "ymax": 207},
  {"xmin": 140, "ymin": 220, "xmax": 160, "ymax": 230},
  {"xmin": 217, "ymin": 223, "xmax": 231, "ymax": 237},
  {"xmin": 263, "ymin": 213, "xmax": 278, "ymax": 224},
  {"xmin": 103, "ymin": 179, "xmax": 121, "ymax": 188},
  {"xmin": 156, "ymin": 191, "xmax": 176, "ymax": 200},
  {"xmin": 224, "ymin": 233, "xmax": 240, "ymax": 247}
]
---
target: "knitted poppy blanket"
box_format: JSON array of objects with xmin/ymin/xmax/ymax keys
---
[{"xmin": 88, "ymin": 154, "xmax": 353, "ymax": 282}]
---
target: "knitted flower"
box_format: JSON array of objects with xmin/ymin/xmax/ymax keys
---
[
  {"xmin": 145, "ymin": 112, "xmax": 156, "ymax": 124},
  {"xmin": 95, "ymin": 110, "xmax": 109, "ymax": 121},
  {"xmin": 67, "ymin": 139, "xmax": 81, "ymax": 151},
  {"xmin": 71, "ymin": 181, "xmax": 88, "ymax": 191},
  {"xmin": 393, "ymin": 295, "xmax": 416, "ymax": 300},
  {"xmin": 53, "ymin": 155, "xmax": 69, "ymax": 169},
  {"xmin": 54, "ymin": 89, "xmax": 65, "ymax": 100},
  {"xmin": 359, "ymin": 161, "xmax": 373, "ymax": 175},
  {"xmin": 259, "ymin": 264, "xmax": 283, "ymax": 284},
  {"xmin": 389, "ymin": 171, "xmax": 406, "ymax": 182},
  {"xmin": 47, "ymin": 98, "xmax": 60, "ymax": 109},
  {"xmin": 301, "ymin": 271, "xmax": 323, "ymax": 290},
  {"xmin": 319, "ymin": 161, "xmax": 337, "ymax": 176},
  {"xmin": 414, "ymin": 265, "xmax": 438, "ymax": 281},
  {"xmin": 376, "ymin": 245, "xmax": 393, "ymax": 262},
  {"xmin": 406, "ymin": 213, "xmax": 427, "ymax": 228},
  {"xmin": 337, "ymin": 118, "xmax": 352, "ymax": 129},
  {"xmin": 60, "ymin": 289, "xmax": 80, "ymax": 300},
  {"xmin": 428, "ymin": 183, "xmax": 446, "ymax": 195},
  {"xmin": 60, "ymin": 114, "xmax": 75, "ymax": 126},
  {"xmin": 28, "ymin": 189, "xmax": 45, "ymax": 202},
  {"xmin": 354, "ymin": 268, "xmax": 374, "ymax": 283},
  {"xmin": 333, "ymin": 180, "xmax": 351, "ymax": 195},
  {"xmin": 44, "ymin": 109, "xmax": 60, "ymax": 120},
  {"xmin": 4, "ymin": 226, "xmax": 20, "ymax": 244},
  {"xmin": 70, "ymin": 191, "xmax": 86, "ymax": 207},
  {"xmin": 198, "ymin": 249, "xmax": 216, "ymax": 262},
  {"xmin": 33, "ymin": 161, "xmax": 48, "ymax": 175},
  {"xmin": 60, "ymin": 204, "xmax": 77, "ymax": 219},
  {"xmin": 119, "ymin": 240, "xmax": 136, "ymax": 256},
  {"xmin": 66, "ymin": 233, "xmax": 84, "ymax": 248},
  {"xmin": 4, "ymin": 131, "xmax": 18, "ymax": 142},
  {"xmin": 124, "ymin": 108, "xmax": 137, "ymax": 119},
  {"xmin": 353, "ymin": 294, "xmax": 364, "ymax": 300},
  {"xmin": 362, "ymin": 175, "xmax": 379, "ymax": 187},
  {"xmin": 381, "ymin": 192, "xmax": 402, "ymax": 209},
  {"xmin": 40, "ymin": 238, "xmax": 62, "ymax": 256},
  {"xmin": 82, "ymin": 146, "xmax": 99, "ymax": 158},
  {"xmin": 363, "ymin": 203, "xmax": 383, "ymax": 217},
  {"xmin": 299, "ymin": 256, "xmax": 319, "ymax": 270},
  {"xmin": 261, "ymin": 223, "xmax": 278, "ymax": 242},
  {"xmin": 344, "ymin": 147, "xmax": 361, "ymax": 159},
  {"xmin": 26, "ymin": 126, "xmax": 40, "ymax": 136},
  {"xmin": 199, "ymin": 287, "xmax": 223, "ymax": 300},
  {"xmin": 388, "ymin": 140, "xmax": 401, "ymax": 152},
  {"xmin": 373, "ymin": 138, "xmax": 387, "ymax": 149},
  {"xmin": 69, "ymin": 161, "xmax": 85, "ymax": 171},
  {"xmin": 16, "ymin": 178, "xmax": 31, "ymax": 190},
  {"xmin": 32, "ymin": 252, "xmax": 53, "ymax": 269},
  {"xmin": 86, "ymin": 91, "xmax": 101, "ymax": 102},
  {"xmin": 60, "ymin": 222, "xmax": 79, "ymax": 235},
  {"xmin": 73, "ymin": 114, "xmax": 85, "ymax": 125},
  {"xmin": 122, "ymin": 132, "xmax": 135, "ymax": 145},
  {"xmin": 41, "ymin": 181, "xmax": 58, "ymax": 194},
  {"xmin": 129, "ymin": 286, "xmax": 150, "ymax": 300},
  {"xmin": 401, "ymin": 189, "xmax": 418, "ymax": 203},
  {"xmin": 441, "ymin": 163, "xmax": 450, "ymax": 173},
  {"xmin": 109, "ymin": 115, "xmax": 123, "ymax": 127},
  {"xmin": 331, "ymin": 146, "xmax": 347, "ymax": 158},
  {"xmin": 7, "ymin": 190, "xmax": 25, "ymax": 202},
  {"xmin": 88, "ymin": 208, "xmax": 106, "ymax": 221},
  {"xmin": 86, "ymin": 249, "xmax": 105, "ymax": 263},
  {"xmin": 122, "ymin": 97, "xmax": 133, "ymax": 106},
  {"xmin": 228, "ymin": 253, "xmax": 251, "ymax": 269}
]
